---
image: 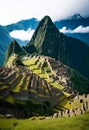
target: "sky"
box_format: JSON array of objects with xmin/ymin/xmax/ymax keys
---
[{"xmin": 0, "ymin": 0, "xmax": 89, "ymax": 25}]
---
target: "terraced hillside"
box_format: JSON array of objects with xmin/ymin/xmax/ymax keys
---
[
  {"xmin": 0, "ymin": 54, "xmax": 88, "ymax": 118},
  {"xmin": 22, "ymin": 55, "xmax": 89, "ymax": 94}
]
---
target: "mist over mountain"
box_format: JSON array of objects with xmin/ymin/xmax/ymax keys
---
[
  {"xmin": 55, "ymin": 14, "xmax": 89, "ymax": 29},
  {"xmin": 55, "ymin": 14, "xmax": 89, "ymax": 45},
  {"xmin": 3, "ymin": 14, "xmax": 89, "ymax": 46}
]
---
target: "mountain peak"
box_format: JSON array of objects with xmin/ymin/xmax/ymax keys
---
[
  {"xmin": 70, "ymin": 14, "xmax": 83, "ymax": 20},
  {"xmin": 4, "ymin": 40, "xmax": 26, "ymax": 64},
  {"xmin": 42, "ymin": 15, "xmax": 52, "ymax": 21},
  {"xmin": 24, "ymin": 15, "xmax": 61, "ymax": 59},
  {"xmin": 39, "ymin": 15, "xmax": 53, "ymax": 27}
]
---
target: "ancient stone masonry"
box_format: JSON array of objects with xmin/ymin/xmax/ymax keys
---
[
  {"xmin": 30, "ymin": 74, "xmax": 38, "ymax": 90},
  {"xmin": 9, "ymin": 74, "xmax": 22, "ymax": 90},
  {"xmin": 42, "ymin": 79, "xmax": 52, "ymax": 97},
  {"xmin": 2, "ymin": 72, "xmax": 16, "ymax": 84},
  {"xmin": 0, "ymin": 64, "xmax": 89, "ymax": 119},
  {"xmin": 36, "ymin": 78, "xmax": 45, "ymax": 94},
  {"xmin": 0, "ymin": 88, "xmax": 9, "ymax": 97},
  {"xmin": 13, "ymin": 90, "xmax": 28, "ymax": 100},
  {"xmin": 20, "ymin": 74, "xmax": 28, "ymax": 90},
  {"xmin": 0, "ymin": 68, "xmax": 10, "ymax": 79},
  {"xmin": 51, "ymin": 94, "xmax": 89, "ymax": 119},
  {"xmin": 45, "ymin": 57, "xmax": 74, "ymax": 92}
]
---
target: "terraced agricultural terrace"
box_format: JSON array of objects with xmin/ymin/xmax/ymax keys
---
[{"xmin": 0, "ymin": 54, "xmax": 89, "ymax": 119}]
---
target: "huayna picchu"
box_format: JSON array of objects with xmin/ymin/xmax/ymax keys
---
[
  {"xmin": 23, "ymin": 16, "xmax": 89, "ymax": 80},
  {"xmin": 0, "ymin": 16, "xmax": 89, "ymax": 119}
]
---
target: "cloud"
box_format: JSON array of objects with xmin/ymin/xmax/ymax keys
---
[
  {"xmin": 10, "ymin": 25, "xmax": 89, "ymax": 41},
  {"xmin": 0, "ymin": 0, "xmax": 89, "ymax": 25},
  {"xmin": 10, "ymin": 28, "xmax": 35, "ymax": 41},
  {"xmin": 74, "ymin": 26, "xmax": 89, "ymax": 33},
  {"xmin": 60, "ymin": 26, "xmax": 89, "ymax": 33}
]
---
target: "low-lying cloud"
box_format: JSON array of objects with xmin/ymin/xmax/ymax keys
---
[
  {"xmin": 60, "ymin": 25, "xmax": 89, "ymax": 33},
  {"xmin": 10, "ymin": 28, "xmax": 35, "ymax": 41}
]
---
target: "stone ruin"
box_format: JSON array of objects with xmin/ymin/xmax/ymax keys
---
[
  {"xmin": 51, "ymin": 94, "xmax": 89, "ymax": 119},
  {"xmin": 0, "ymin": 64, "xmax": 89, "ymax": 119}
]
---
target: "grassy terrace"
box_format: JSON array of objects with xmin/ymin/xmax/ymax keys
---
[
  {"xmin": 9, "ymin": 73, "xmax": 18, "ymax": 84},
  {"xmin": 59, "ymin": 98, "xmax": 81, "ymax": 109},
  {"xmin": 0, "ymin": 112, "xmax": 89, "ymax": 130},
  {"xmin": 6, "ymin": 54, "xmax": 17, "ymax": 67},
  {"xmin": 3, "ymin": 94, "xmax": 15, "ymax": 104},
  {"xmin": 23, "ymin": 57, "xmax": 63, "ymax": 90},
  {"xmin": 0, "ymin": 86, "xmax": 8, "ymax": 90},
  {"xmin": 22, "ymin": 76, "xmax": 30, "ymax": 90},
  {"xmin": 11, "ymin": 74, "xmax": 24, "ymax": 92}
]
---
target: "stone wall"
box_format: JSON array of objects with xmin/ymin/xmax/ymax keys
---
[
  {"xmin": 13, "ymin": 90, "xmax": 28, "ymax": 100},
  {"xmin": 2, "ymin": 72, "xmax": 16, "ymax": 84},
  {"xmin": 51, "ymin": 94, "xmax": 89, "ymax": 119},
  {"xmin": 9, "ymin": 74, "xmax": 22, "ymax": 90},
  {"xmin": 0, "ymin": 88, "xmax": 9, "ymax": 97}
]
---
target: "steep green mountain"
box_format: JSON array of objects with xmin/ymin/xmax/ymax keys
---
[
  {"xmin": 4, "ymin": 40, "xmax": 27, "ymax": 64},
  {"xmin": 23, "ymin": 16, "xmax": 89, "ymax": 80},
  {"xmin": 23, "ymin": 16, "xmax": 62, "ymax": 58},
  {"xmin": 0, "ymin": 25, "xmax": 12, "ymax": 66}
]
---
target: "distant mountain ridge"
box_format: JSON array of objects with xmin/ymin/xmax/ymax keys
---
[
  {"xmin": 69, "ymin": 14, "xmax": 83, "ymax": 20},
  {"xmin": 55, "ymin": 14, "xmax": 89, "ymax": 29},
  {"xmin": 54, "ymin": 14, "xmax": 89, "ymax": 45},
  {"xmin": 4, "ymin": 18, "xmax": 39, "ymax": 32}
]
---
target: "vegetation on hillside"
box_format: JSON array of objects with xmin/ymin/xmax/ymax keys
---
[{"xmin": 70, "ymin": 69, "xmax": 89, "ymax": 94}]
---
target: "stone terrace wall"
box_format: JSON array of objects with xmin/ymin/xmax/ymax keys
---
[{"xmin": 51, "ymin": 94, "xmax": 89, "ymax": 119}]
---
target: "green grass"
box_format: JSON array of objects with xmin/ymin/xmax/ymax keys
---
[
  {"xmin": 60, "ymin": 98, "xmax": 81, "ymax": 109},
  {"xmin": 50, "ymin": 82, "xmax": 63, "ymax": 89},
  {"xmin": 0, "ymin": 113, "xmax": 89, "ymax": 130}
]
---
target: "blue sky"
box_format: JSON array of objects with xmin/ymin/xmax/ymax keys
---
[{"xmin": 0, "ymin": 0, "xmax": 89, "ymax": 25}]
